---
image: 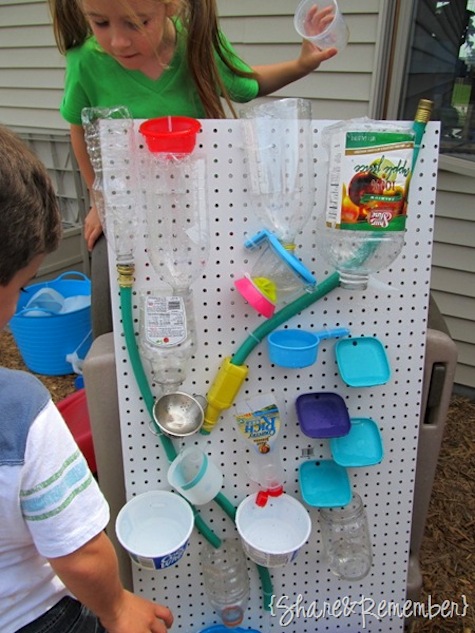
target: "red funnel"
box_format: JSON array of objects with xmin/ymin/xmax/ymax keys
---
[{"xmin": 139, "ymin": 116, "xmax": 201, "ymax": 154}]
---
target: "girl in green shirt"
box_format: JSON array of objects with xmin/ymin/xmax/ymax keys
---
[{"xmin": 49, "ymin": 0, "xmax": 337, "ymax": 336}]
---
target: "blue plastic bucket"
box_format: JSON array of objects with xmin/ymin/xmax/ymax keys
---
[{"xmin": 9, "ymin": 271, "xmax": 92, "ymax": 376}]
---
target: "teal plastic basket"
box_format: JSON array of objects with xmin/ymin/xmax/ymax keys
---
[{"xmin": 10, "ymin": 271, "xmax": 92, "ymax": 376}]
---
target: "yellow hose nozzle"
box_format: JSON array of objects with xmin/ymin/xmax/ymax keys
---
[{"xmin": 201, "ymin": 357, "xmax": 248, "ymax": 434}]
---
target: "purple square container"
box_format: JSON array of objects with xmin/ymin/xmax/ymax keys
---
[{"xmin": 296, "ymin": 392, "xmax": 351, "ymax": 438}]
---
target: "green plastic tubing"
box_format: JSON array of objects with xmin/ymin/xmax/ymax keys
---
[
  {"xmin": 411, "ymin": 115, "xmax": 430, "ymax": 173},
  {"xmin": 120, "ymin": 286, "xmax": 273, "ymax": 607},
  {"xmin": 231, "ymin": 271, "xmax": 341, "ymax": 366},
  {"xmin": 119, "ymin": 286, "xmax": 220, "ymax": 547},
  {"xmin": 213, "ymin": 492, "xmax": 273, "ymax": 610},
  {"xmin": 119, "ymin": 285, "xmax": 176, "ymax": 461},
  {"xmin": 214, "ymin": 491, "xmax": 237, "ymax": 520}
]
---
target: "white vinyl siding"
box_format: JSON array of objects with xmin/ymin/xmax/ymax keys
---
[
  {"xmin": 1, "ymin": 0, "xmax": 383, "ymax": 127},
  {"xmin": 430, "ymin": 160, "xmax": 475, "ymax": 390},
  {"xmin": 0, "ymin": 1, "xmax": 89, "ymax": 279},
  {"xmin": 0, "ymin": 0, "xmax": 65, "ymax": 130},
  {"xmin": 218, "ymin": 0, "xmax": 384, "ymax": 118}
]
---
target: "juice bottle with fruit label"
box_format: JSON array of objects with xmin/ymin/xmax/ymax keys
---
[{"xmin": 318, "ymin": 120, "xmax": 415, "ymax": 289}]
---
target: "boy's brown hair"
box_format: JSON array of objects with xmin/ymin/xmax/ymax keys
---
[{"xmin": 0, "ymin": 126, "xmax": 62, "ymax": 285}]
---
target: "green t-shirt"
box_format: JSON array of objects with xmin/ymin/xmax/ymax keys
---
[{"xmin": 60, "ymin": 21, "xmax": 259, "ymax": 124}]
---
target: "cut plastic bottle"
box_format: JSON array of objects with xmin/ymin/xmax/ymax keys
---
[{"xmin": 201, "ymin": 539, "xmax": 250, "ymax": 628}]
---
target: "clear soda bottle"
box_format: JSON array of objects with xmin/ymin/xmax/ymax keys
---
[
  {"xmin": 81, "ymin": 105, "xmax": 139, "ymax": 263},
  {"xmin": 316, "ymin": 226, "xmax": 406, "ymax": 290},
  {"xmin": 201, "ymin": 539, "xmax": 250, "ymax": 628},
  {"xmin": 139, "ymin": 287, "xmax": 196, "ymax": 390}
]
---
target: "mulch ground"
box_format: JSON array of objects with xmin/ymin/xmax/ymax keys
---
[
  {"xmin": 411, "ymin": 392, "xmax": 475, "ymax": 633},
  {"xmin": 0, "ymin": 328, "xmax": 77, "ymax": 402},
  {"xmin": 1, "ymin": 327, "xmax": 473, "ymax": 631}
]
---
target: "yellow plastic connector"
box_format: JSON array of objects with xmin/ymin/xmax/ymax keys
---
[{"xmin": 201, "ymin": 357, "xmax": 249, "ymax": 434}]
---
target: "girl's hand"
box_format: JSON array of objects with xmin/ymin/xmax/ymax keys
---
[
  {"xmin": 297, "ymin": 38, "xmax": 337, "ymax": 75},
  {"xmin": 84, "ymin": 204, "xmax": 103, "ymax": 251},
  {"xmin": 298, "ymin": 39, "xmax": 337, "ymax": 74},
  {"xmin": 297, "ymin": 4, "xmax": 338, "ymax": 73}
]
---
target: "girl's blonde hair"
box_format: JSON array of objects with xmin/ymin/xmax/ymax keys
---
[{"xmin": 48, "ymin": 0, "xmax": 253, "ymax": 118}]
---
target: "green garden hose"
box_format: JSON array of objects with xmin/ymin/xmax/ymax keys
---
[
  {"xmin": 119, "ymin": 280, "xmax": 273, "ymax": 609},
  {"xmin": 120, "ymin": 283, "xmax": 219, "ymax": 547},
  {"xmin": 232, "ymin": 271, "xmax": 341, "ymax": 366}
]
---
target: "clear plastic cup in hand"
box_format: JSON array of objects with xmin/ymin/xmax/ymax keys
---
[{"xmin": 294, "ymin": 0, "xmax": 349, "ymax": 52}]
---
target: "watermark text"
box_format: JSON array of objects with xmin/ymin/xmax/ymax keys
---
[{"xmin": 270, "ymin": 593, "xmax": 470, "ymax": 628}]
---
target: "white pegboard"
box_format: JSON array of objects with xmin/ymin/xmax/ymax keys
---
[{"xmin": 101, "ymin": 119, "xmax": 439, "ymax": 633}]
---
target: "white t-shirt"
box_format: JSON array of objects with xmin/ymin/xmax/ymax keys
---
[{"xmin": 0, "ymin": 369, "xmax": 109, "ymax": 632}]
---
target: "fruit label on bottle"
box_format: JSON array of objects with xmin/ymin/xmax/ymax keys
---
[
  {"xmin": 144, "ymin": 295, "xmax": 187, "ymax": 347},
  {"xmin": 326, "ymin": 130, "xmax": 415, "ymax": 231}
]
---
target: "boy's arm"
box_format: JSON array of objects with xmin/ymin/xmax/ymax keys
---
[
  {"xmin": 252, "ymin": 40, "xmax": 337, "ymax": 96},
  {"xmin": 70, "ymin": 123, "xmax": 103, "ymax": 251},
  {"xmin": 49, "ymin": 531, "xmax": 173, "ymax": 633}
]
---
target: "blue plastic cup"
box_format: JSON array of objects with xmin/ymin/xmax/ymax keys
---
[
  {"xmin": 267, "ymin": 329, "xmax": 319, "ymax": 368},
  {"xmin": 268, "ymin": 327, "xmax": 350, "ymax": 368}
]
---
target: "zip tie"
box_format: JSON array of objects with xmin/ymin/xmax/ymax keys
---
[{"xmin": 247, "ymin": 330, "xmax": 263, "ymax": 346}]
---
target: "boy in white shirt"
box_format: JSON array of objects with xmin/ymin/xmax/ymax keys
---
[{"xmin": 0, "ymin": 125, "xmax": 173, "ymax": 633}]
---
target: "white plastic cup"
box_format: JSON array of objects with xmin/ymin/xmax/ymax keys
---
[
  {"xmin": 115, "ymin": 490, "xmax": 194, "ymax": 570},
  {"xmin": 167, "ymin": 447, "xmax": 223, "ymax": 505},
  {"xmin": 235, "ymin": 493, "xmax": 312, "ymax": 568},
  {"xmin": 294, "ymin": 0, "xmax": 349, "ymax": 52}
]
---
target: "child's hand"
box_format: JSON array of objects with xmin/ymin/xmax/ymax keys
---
[
  {"xmin": 297, "ymin": 4, "xmax": 340, "ymax": 73},
  {"xmin": 99, "ymin": 590, "xmax": 173, "ymax": 633},
  {"xmin": 297, "ymin": 37, "xmax": 337, "ymax": 75},
  {"xmin": 84, "ymin": 205, "xmax": 103, "ymax": 251}
]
